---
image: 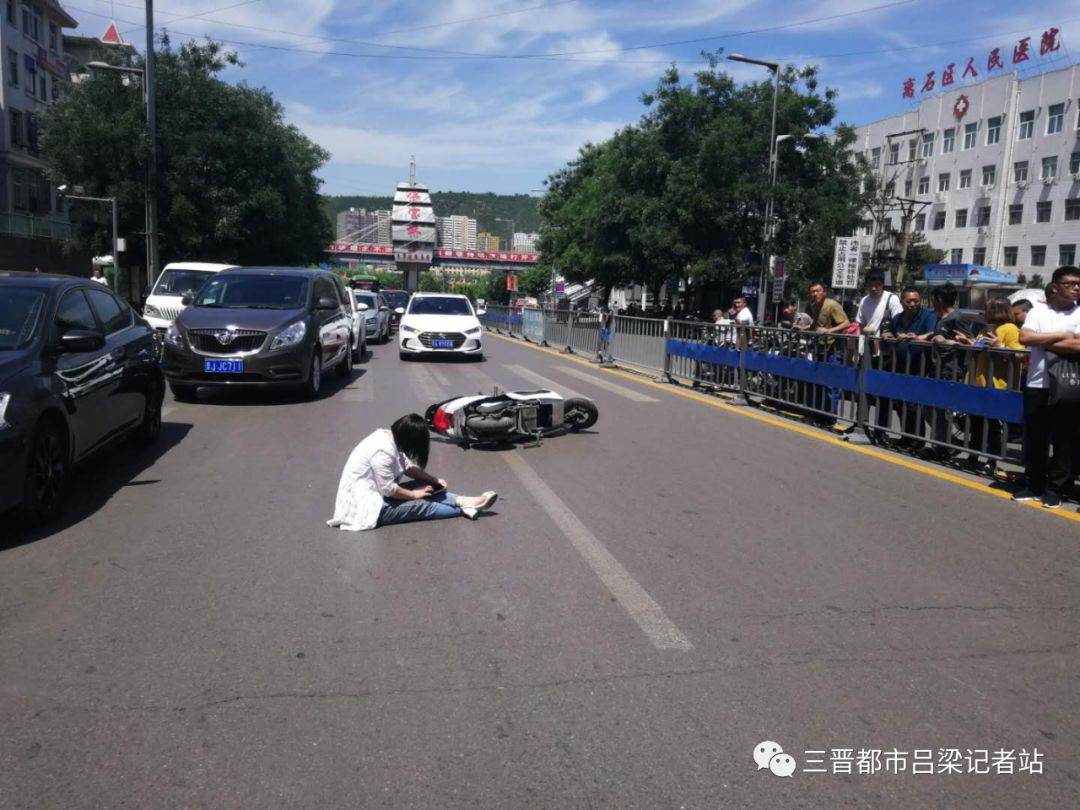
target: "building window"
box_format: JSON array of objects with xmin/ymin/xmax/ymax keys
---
[
  {"xmin": 922, "ymin": 132, "xmax": 934, "ymax": 157},
  {"xmin": 862, "ymin": 220, "xmax": 874, "ymax": 236},
  {"xmin": 6, "ymin": 48, "xmax": 17, "ymax": 86},
  {"xmin": 1031, "ymin": 245, "xmax": 1046, "ymax": 267},
  {"xmin": 986, "ymin": 116, "xmax": 1001, "ymax": 145},
  {"xmin": 1019, "ymin": 110, "xmax": 1034, "ymax": 140},
  {"xmin": 963, "ymin": 122, "xmax": 977, "ymax": 150},
  {"xmin": 1009, "ymin": 204, "xmax": 1024, "ymax": 224},
  {"xmin": 951, "ymin": 248, "xmax": 964, "ymax": 264},
  {"xmin": 1036, "ymin": 201, "xmax": 1052, "ymax": 222},
  {"xmin": 1003, "ymin": 246, "xmax": 1018, "ymax": 266},
  {"xmin": 885, "ymin": 181, "xmax": 896, "ymax": 197},
  {"xmin": 10, "ymin": 108, "xmax": 23, "ymax": 147},
  {"xmin": 889, "ymin": 142, "xmax": 900, "ymax": 165},
  {"xmin": 48, "ymin": 22, "xmax": 57, "ymax": 52},
  {"xmin": 981, "ymin": 165, "xmax": 996, "ymax": 186},
  {"xmin": 12, "ymin": 167, "xmax": 27, "ymax": 209},
  {"xmin": 942, "ymin": 128, "xmax": 955, "ymax": 153},
  {"xmin": 1042, "ymin": 156, "xmax": 1058, "ymax": 180},
  {"xmin": 1014, "ymin": 160, "xmax": 1029, "ymax": 183},
  {"xmin": 20, "ymin": 4, "xmax": 29, "ymax": 34},
  {"xmin": 904, "ymin": 179, "xmax": 912, "ymax": 196},
  {"xmin": 976, "ymin": 206, "xmax": 991, "ymax": 226},
  {"xmin": 955, "ymin": 208, "xmax": 968, "ymax": 228},
  {"xmin": 959, "ymin": 169, "xmax": 972, "ymax": 189},
  {"xmin": 5, "ymin": 0, "xmax": 13, "ymax": 25},
  {"xmin": 1061, "ymin": 244, "xmax": 1077, "ymax": 266},
  {"xmin": 26, "ymin": 111, "xmax": 37, "ymax": 152},
  {"xmin": 938, "ymin": 173, "xmax": 950, "ymax": 192},
  {"xmin": 918, "ymin": 175, "xmax": 929, "ymax": 194},
  {"xmin": 1066, "ymin": 198, "xmax": 1080, "ymax": 221},
  {"xmin": 25, "ymin": 62, "xmax": 37, "ymax": 95},
  {"xmin": 1047, "ymin": 103, "xmax": 1065, "ymax": 135},
  {"xmin": 37, "ymin": 73, "xmax": 45, "ymax": 101},
  {"xmin": 933, "ymin": 211, "xmax": 946, "ymax": 230},
  {"xmin": 915, "ymin": 213, "xmax": 926, "ymax": 231},
  {"xmin": 870, "ymin": 146, "xmax": 880, "ymax": 168},
  {"xmin": 1070, "ymin": 152, "xmax": 1080, "ymax": 175},
  {"xmin": 973, "ymin": 247, "xmax": 987, "ymax": 265},
  {"xmin": 908, "ymin": 139, "xmax": 917, "ymax": 162}
]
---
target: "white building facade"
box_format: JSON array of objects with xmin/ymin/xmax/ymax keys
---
[
  {"xmin": 512, "ymin": 232, "xmax": 539, "ymax": 252},
  {"xmin": 435, "ymin": 214, "xmax": 477, "ymax": 250},
  {"xmin": 852, "ymin": 64, "xmax": 1080, "ymax": 277}
]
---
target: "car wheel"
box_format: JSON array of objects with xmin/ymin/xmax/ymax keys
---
[
  {"xmin": 337, "ymin": 342, "xmax": 353, "ymax": 378},
  {"xmin": 303, "ymin": 350, "xmax": 323, "ymax": 398},
  {"xmin": 169, "ymin": 383, "xmax": 197, "ymax": 402},
  {"xmin": 15, "ymin": 419, "xmax": 69, "ymax": 526},
  {"xmin": 132, "ymin": 384, "xmax": 163, "ymax": 445}
]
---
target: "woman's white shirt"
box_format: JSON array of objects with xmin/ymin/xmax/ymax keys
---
[{"xmin": 327, "ymin": 430, "xmax": 412, "ymax": 531}]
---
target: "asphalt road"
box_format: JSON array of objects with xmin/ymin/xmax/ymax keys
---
[{"xmin": 2, "ymin": 332, "xmax": 1078, "ymax": 809}]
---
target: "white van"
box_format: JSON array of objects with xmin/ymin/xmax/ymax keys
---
[{"xmin": 142, "ymin": 262, "xmax": 238, "ymax": 332}]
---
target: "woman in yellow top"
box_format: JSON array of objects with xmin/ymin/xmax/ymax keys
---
[{"xmin": 954, "ymin": 298, "xmax": 1025, "ymax": 476}]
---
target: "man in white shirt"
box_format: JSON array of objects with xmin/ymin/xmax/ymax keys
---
[
  {"xmin": 91, "ymin": 268, "xmax": 108, "ymax": 285},
  {"xmin": 854, "ymin": 269, "xmax": 902, "ymax": 335},
  {"xmin": 732, "ymin": 297, "xmax": 754, "ymax": 326},
  {"xmin": 1015, "ymin": 265, "xmax": 1080, "ymax": 508}
]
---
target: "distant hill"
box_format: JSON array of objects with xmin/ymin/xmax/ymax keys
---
[{"xmin": 323, "ymin": 191, "xmax": 542, "ymax": 239}]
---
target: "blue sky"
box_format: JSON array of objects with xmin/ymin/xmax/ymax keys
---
[{"xmin": 68, "ymin": 0, "xmax": 1080, "ymax": 196}]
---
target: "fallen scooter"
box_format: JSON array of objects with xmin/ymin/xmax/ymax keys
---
[{"xmin": 426, "ymin": 388, "xmax": 598, "ymax": 447}]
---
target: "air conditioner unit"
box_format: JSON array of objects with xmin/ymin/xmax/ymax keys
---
[
  {"xmin": 1015, "ymin": 179, "xmax": 1029, "ymax": 189},
  {"xmin": 983, "ymin": 183, "xmax": 995, "ymax": 191},
  {"xmin": 1071, "ymin": 172, "xmax": 1080, "ymax": 182},
  {"xmin": 1043, "ymin": 176, "xmax": 1056, "ymax": 185},
  {"xmin": 977, "ymin": 226, "xmax": 992, "ymax": 236},
  {"xmin": 934, "ymin": 192, "xmax": 947, "ymax": 202},
  {"xmin": 917, "ymin": 158, "xmax": 927, "ymax": 166}
]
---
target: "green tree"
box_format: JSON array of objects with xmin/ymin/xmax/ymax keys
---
[{"xmin": 43, "ymin": 38, "xmax": 330, "ymax": 270}]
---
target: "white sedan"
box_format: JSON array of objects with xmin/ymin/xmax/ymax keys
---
[{"xmin": 398, "ymin": 293, "xmax": 483, "ymax": 360}]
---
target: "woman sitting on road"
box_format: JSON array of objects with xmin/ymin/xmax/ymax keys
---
[{"xmin": 328, "ymin": 414, "xmax": 498, "ymax": 531}]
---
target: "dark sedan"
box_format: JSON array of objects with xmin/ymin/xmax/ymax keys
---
[
  {"xmin": 0, "ymin": 272, "xmax": 164, "ymax": 525},
  {"xmin": 162, "ymin": 267, "xmax": 355, "ymax": 400}
]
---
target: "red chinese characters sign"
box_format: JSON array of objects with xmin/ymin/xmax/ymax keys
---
[{"xmin": 901, "ymin": 28, "xmax": 1063, "ymax": 98}]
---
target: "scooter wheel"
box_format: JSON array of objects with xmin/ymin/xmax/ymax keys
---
[{"xmin": 564, "ymin": 398, "xmax": 598, "ymax": 430}]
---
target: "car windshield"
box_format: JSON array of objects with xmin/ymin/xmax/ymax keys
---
[
  {"xmin": 153, "ymin": 269, "xmax": 216, "ymax": 298},
  {"xmin": 382, "ymin": 291, "xmax": 409, "ymax": 309},
  {"xmin": 0, "ymin": 287, "xmax": 46, "ymax": 350},
  {"xmin": 194, "ymin": 275, "xmax": 308, "ymax": 309},
  {"xmin": 409, "ymin": 297, "xmax": 473, "ymax": 316},
  {"xmin": 354, "ymin": 292, "xmax": 378, "ymax": 310}
]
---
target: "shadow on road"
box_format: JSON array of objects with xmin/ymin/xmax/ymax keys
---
[
  {"xmin": 0, "ymin": 421, "xmax": 193, "ymax": 552},
  {"xmin": 176, "ymin": 368, "xmax": 367, "ymax": 408}
]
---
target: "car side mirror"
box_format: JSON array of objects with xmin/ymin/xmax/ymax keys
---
[
  {"xmin": 356, "ymin": 303, "xmax": 369, "ymax": 312},
  {"xmin": 60, "ymin": 329, "xmax": 105, "ymax": 353},
  {"xmin": 379, "ymin": 305, "xmax": 389, "ymax": 312},
  {"xmin": 317, "ymin": 296, "xmax": 338, "ymax": 310},
  {"xmin": 181, "ymin": 295, "xmax": 193, "ymax": 306},
  {"xmin": 395, "ymin": 307, "xmax": 405, "ymax": 315}
]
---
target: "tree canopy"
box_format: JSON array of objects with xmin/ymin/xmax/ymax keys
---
[
  {"xmin": 43, "ymin": 39, "xmax": 330, "ymax": 270},
  {"xmin": 537, "ymin": 54, "xmax": 871, "ymax": 301}
]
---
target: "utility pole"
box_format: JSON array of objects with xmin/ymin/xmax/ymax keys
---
[{"xmin": 144, "ymin": 0, "xmax": 159, "ymax": 293}]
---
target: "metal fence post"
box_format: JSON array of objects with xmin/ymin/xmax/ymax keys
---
[
  {"xmin": 848, "ymin": 340, "xmax": 873, "ymax": 445},
  {"xmin": 657, "ymin": 317, "xmax": 674, "ymax": 383},
  {"xmin": 562, "ymin": 310, "xmax": 575, "ymax": 353},
  {"xmin": 540, "ymin": 309, "xmax": 549, "ymax": 347}
]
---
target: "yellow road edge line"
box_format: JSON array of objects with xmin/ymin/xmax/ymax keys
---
[{"xmin": 489, "ymin": 331, "xmax": 1080, "ymax": 526}]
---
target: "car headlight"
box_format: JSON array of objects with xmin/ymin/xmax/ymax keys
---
[
  {"xmin": 270, "ymin": 321, "xmax": 307, "ymax": 352},
  {"xmin": 143, "ymin": 304, "xmax": 161, "ymax": 318},
  {"xmin": 464, "ymin": 326, "xmax": 481, "ymax": 335},
  {"xmin": 165, "ymin": 324, "xmax": 185, "ymax": 349},
  {"xmin": 0, "ymin": 392, "xmax": 10, "ymax": 430},
  {"xmin": 400, "ymin": 325, "xmax": 417, "ymax": 334}
]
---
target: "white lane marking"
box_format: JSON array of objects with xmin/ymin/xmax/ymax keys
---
[
  {"xmin": 501, "ymin": 452, "xmax": 694, "ymax": 652},
  {"xmin": 401, "ymin": 362, "xmax": 445, "ymax": 404},
  {"xmin": 456, "ymin": 363, "xmax": 504, "ymax": 394},
  {"xmin": 554, "ymin": 365, "xmax": 659, "ymax": 403},
  {"xmin": 501, "ymin": 365, "xmax": 585, "ymax": 399}
]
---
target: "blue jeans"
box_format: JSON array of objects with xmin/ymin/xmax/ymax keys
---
[{"xmin": 378, "ymin": 487, "xmax": 463, "ymax": 526}]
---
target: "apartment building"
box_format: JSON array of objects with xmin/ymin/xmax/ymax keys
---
[{"xmin": 852, "ymin": 63, "xmax": 1080, "ymax": 276}]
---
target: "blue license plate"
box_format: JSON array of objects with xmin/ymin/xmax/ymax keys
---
[
  {"xmin": 204, "ymin": 359, "xmax": 243, "ymax": 373},
  {"xmin": 432, "ymin": 339, "xmax": 455, "ymax": 349}
]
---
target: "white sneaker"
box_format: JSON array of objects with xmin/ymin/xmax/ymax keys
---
[{"xmin": 462, "ymin": 491, "xmax": 498, "ymax": 519}]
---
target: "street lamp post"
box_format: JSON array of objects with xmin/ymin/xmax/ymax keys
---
[
  {"xmin": 59, "ymin": 185, "xmax": 119, "ymax": 293},
  {"xmin": 495, "ymin": 217, "xmax": 517, "ymax": 302},
  {"xmin": 86, "ymin": 55, "xmax": 158, "ymax": 295},
  {"xmin": 728, "ymin": 53, "xmax": 780, "ymax": 325}
]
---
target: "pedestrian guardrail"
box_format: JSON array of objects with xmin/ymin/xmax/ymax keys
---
[{"xmin": 484, "ymin": 309, "xmax": 1025, "ymax": 464}]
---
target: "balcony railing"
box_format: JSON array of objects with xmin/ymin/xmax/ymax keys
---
[{"xmin": 0, "ymin": 211, "xmax": 71, "ymax": 240}]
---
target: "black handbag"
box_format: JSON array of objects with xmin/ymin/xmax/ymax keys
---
[{"xmin": 1048, "ymin": 353, "xmax": 1080, "ymax": 406}]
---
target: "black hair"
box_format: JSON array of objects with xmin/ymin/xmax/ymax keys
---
[
  {"xmin": 1011, "ymin": 299, "xmax": 1034, "ymax": 312},
  {"xmin": 1051, "ymin": 265, "xmax": 1080, "ymax": 283},
  {"xmin": 391, "ymin": 413, "xmax": 430, "ymax": 469},
  {"xmin": 865, "ymin": 269, "xmax": 886, "ymax": 284},
  {"xmin": 809, "ymin": 281, "xmax": 827, "ymax": 291},
  {"xmin": 901, "ymin": 286, "xmax": 921, "ymax": 297},
  {"xmin": 931, "ymin": 284, "xmax": 958, "ymax": 308},
  {"xmin": 781, "ymin": 299, "xmax": 797, "ymax": 308}
]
